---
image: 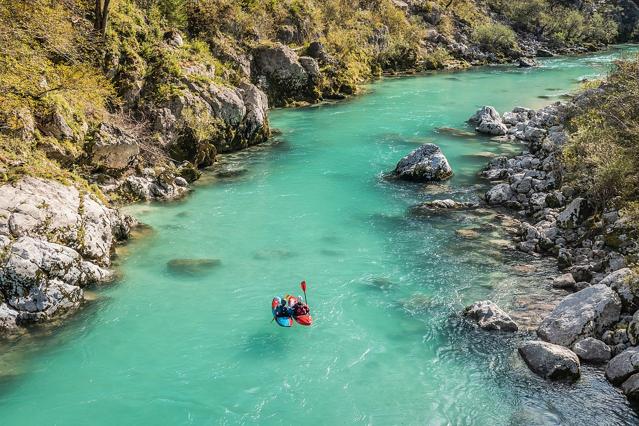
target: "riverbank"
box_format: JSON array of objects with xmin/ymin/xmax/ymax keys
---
[{"xmin": 453, "ymin": 72, "xmax": 639, "ymax": 403}]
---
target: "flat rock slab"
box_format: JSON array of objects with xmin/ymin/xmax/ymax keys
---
[
  {"xmin": 166, "ymin": 259, "xmax": 222, "ymax": 275},
  {"xmin": 519, "ymin": 340, "xmax": 580, "ymax": 380}
]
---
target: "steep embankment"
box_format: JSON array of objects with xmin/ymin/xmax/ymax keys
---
[{"xmin": 0, "ymin": 0, "xmax": 637, "ymax": 332}]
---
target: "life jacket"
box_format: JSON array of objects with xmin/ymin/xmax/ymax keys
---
[{"xmin": 294, "ymin": 303, "xmax": 309, "ymax": 316}]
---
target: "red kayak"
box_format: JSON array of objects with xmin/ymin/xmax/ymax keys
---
[{"xmin": 282, "ymin": 295, "xmax": 313, "ymax": 327}]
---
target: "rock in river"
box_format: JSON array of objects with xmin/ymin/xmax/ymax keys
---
[
  {"xmin": 393, "ymin": 143, "xmax": 453, "ymax": 182},
  {"xmin": 468, "ymin": 106, "xmax": 507, "ymax": 136},
  {"xmin": 572, "ymin": 337, "xmax": 611, "ymax": 363},
  {"xmin": 537, "ymin": 284, "xmax": 621, "ymax": 347},
  {"xmin": 166, "ymin": 259, "xmax": 221, "ymax": 275},
  {"xmin": 464, "ymin": 300, "xmax": 519, "ymax": 332},
  {"xmin": 519, "ymin": 340, "xmax": 580, "ymax": 380}
]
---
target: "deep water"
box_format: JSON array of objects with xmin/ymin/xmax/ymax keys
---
[{"xmin": 1, "ymin": 46, "xmax": 639, "ymax": 425}]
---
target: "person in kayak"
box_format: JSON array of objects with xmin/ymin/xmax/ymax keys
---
[
  {"xmin": 293, "ymin": 297, "xmax": 310, "ymax": 317},
  {"xmin": 275, "ymin": 298, "xmax": 292, "ymax": 318}
]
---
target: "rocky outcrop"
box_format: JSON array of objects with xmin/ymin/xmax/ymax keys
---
[
  {"xmin": 464, "ymin": 300, "xmax": 519, "ymax": 331},
  {"xmin": 393, "ymin": 143, "xmax": 453, "ymax": 182},
  {"xmin": 572, "ymin": 337, "xmax": 612, "ymax": 363},
  {"xmin": 537, "ymin": 285, "xmax": 621, "ymax": 346},
  {"xmin": 90, "ymin": 123, "xmax": 140, "ymax": 172},
  {"xmin": 518, "ymin": 340, "xmax": 580, "ymax": 380},
  {"xmin": 251, "ymin": 43, "xmax": 321, "ymax": 106},
  {"xmin": 0, "ymin": 177, "xmax": 133, "ymax": 331},
  {"xmin": 410, "ymin": 199, "xmax": 478, "ymax": 215}
]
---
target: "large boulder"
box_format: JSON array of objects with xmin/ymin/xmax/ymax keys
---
[
  {"xmin": 572, "ymin": 337, "xmax": 611, "ymax": 363},
  {"xmin": 468, "ymin": 106, "xmax": 507, "ymax": 136},
  {"xmin": 485, "ymin": 183, "xmax": 514, "ymax": 205},
  {"xmin": 606, "ymin": 346, "xmax": 639, "ymax": 385},
  {"xmin": 90, "ymin": 123, "xmax": 139, "ymax": 171},
  {"xmin": 599, "ymin": 268, "xmax": 639, "ymax": 311},
  {"xmin": 251, "ymin": 43, "xmax": 320, "ymax": 106},
  {"xmin": 518, "ymin": 340, "xmax": 580, "ymax": 380},
  {"xmin": 537, "ymin": 284, "xmax": 622, "ymax": 346},
  {"xmin": 393, "ymin": 144, "xmax": 453, "ymax": 182},
  {"xmin": 622, "ymin": 373, "xmax": 639, "ymax": 403},
  {"xmin": 557, "ymin": 198, "xmax": 594, "ymax": 229},
  {"xmin": 463, "ymin": 300, "xmax": 519, "ymax": 331}
]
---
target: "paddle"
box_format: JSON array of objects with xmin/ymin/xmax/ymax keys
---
[{"xmin": 300, "ymin": 280, "xmax": 308, "ymax": 306}]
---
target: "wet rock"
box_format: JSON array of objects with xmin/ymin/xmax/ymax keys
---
[
  {"xmin": 606, "ymin": 346, "xmax": 639, "ymax": 385},
  {"xmin": 393, "ymin": 143, "xmax": 453, "ymax": 182},
  {"xmin": 518, "ymin": 340, "xmax": 580, "ymax": 380},
  {"xmin": 166, "ymin": 258, "xmax": 221, "ymax": 275},
  {"xmin": 463, "ymin": 300, "xmax": 519, "ymax": 332},
  {"xmin": 572, "ymin": 337, "xmax": 611, "ymax": 363},
  {"xmin": 409, "ymin": 199, "xmax": 477, "ymax": 215},
  {"xmin": 537, "ymin": 284, "xmax": 622, "ymax": 346},
  {"xmin": 536, "ymin": 48, "xmax": 554, "ymax": 57},
  {"xmin": 90, "ymin": 123, "xmax": 139, "ymax": 171},
  {"xmin": 456, "ymin": 229, "xmax": 480, "ymax": 239},
  {"xmin": 468, "ymin": 106, "xmax": 507, "ymax": 136}
]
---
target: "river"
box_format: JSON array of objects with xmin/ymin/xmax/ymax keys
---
[{"xmin": 1, "ymin": 46, "xmax": 638, "ymax": 425}]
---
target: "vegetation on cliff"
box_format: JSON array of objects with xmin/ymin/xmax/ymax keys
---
[{"xmin": 0, "ymin": 0, "xmax": 635, "ymax": 201}]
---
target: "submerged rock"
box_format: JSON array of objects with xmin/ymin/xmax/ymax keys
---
[
  {"xmin": 463, "ymin": 300, "xmax": 519, "ymax": 332},
  {"xmin": 166, "ymin": 258, "xmax": 221, "ymax": 275},
  {"xmin": 409, "ymin": 199, "xmax": 478, "ymax": 215},
  {"xmin": 519, "ymin": 340, "xmax": 580, "ymax": 380},
  {"xmin": 537, "ymin": 284, "xmax": 621, "ymax": 346},
  {"xmin": 393, "ymin": 143, "xmax": 453, "ymax": 182}
]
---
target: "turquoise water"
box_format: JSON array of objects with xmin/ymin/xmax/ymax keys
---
[{"xmin": 1, "ymin": 47, "xmax": 639, "ymax": 425}]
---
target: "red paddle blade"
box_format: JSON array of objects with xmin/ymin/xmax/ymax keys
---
[{"xmin": 301, "ymin": 280, "xmax": 307, "ymax": 292}]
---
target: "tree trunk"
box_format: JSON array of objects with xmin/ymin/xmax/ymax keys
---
[{"xmin": 94, "ymin": 0, "xmax": 111, "ymax": 35}]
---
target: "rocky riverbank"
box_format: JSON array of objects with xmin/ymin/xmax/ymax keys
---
[{"xmin": 457, "ymin": 95, "xmax": 639, "ymax": 404}]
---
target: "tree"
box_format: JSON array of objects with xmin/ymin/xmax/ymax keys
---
[{"xmin": 94, "ymin": 0, "xmax": 111, "ymax": 35}]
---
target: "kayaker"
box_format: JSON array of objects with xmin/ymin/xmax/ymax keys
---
[{"xmin": 275, "ymin": 299, "xmax": 291, "ymax": 317}]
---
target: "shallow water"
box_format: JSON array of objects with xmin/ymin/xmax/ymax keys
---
[{"xmin": 2, "ymin": 46, "xmax": 639, "ymax": 425}]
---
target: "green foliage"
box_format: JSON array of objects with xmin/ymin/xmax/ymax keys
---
[
  {"xmin": 563, "ymin": 57, "xmax": 639, "ymax": 213},
  {"xmin": 471, "ymin": 23, "xmax": 518, "ymax": 56},
  {"xmin": 488, "ymin": 0, "xmax": 618, "ymax": 47}
]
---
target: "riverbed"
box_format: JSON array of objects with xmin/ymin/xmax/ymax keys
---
[{"xmin": 1, "ymin": 46, "xmax": 638, "ymax": 425}]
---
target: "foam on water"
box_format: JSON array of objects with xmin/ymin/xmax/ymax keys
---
[{"xmin": 1, "ymin": 46, "xmax": 638, "ymax": 425}]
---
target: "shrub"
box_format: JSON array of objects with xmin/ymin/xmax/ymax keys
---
[
  {"xmin": 563, "ymin": 57, "xmax": 639, "ymax": 213},
  {"xmin": 471, "ymin": 23, "xmax": 517, "ymax": 55}
]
